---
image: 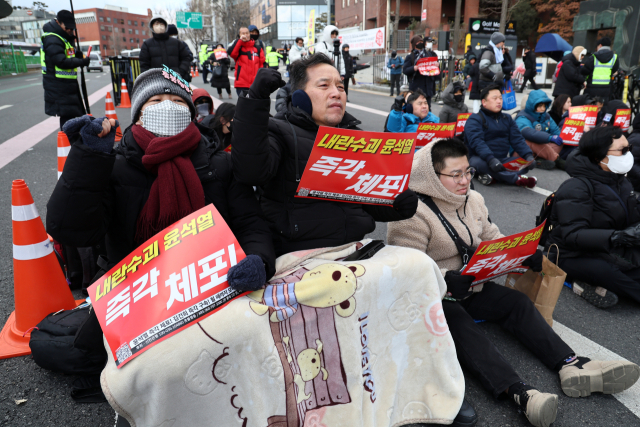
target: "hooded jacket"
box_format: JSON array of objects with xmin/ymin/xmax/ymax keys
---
[
  {"xmin": 192, "ymin": 88, "xmax": 214, "ymax": 122},
  {"xmin": 582, "ymin": 46, "xmax": 620, "ymax": 98},
  {"xmin": 515, "ymin": 90, "xmax": 561, "ymax": 144},
  {"xmin": 41, "ymin": 20, "xmax": 86, "ymax": 118},
  {"xmin": 387, "ymin": 142, "xmax": 501, "ymax": 274},
  {"xmin": 227, "ymin": 37, "xmax": 265, "ymax": 88},
  {"xmin": 546, "ymin": 150, "xmax": 639, "ymax": 260},
  {"xmin": 230, "ymin": 96, "xmax": 412, "ymax": 256},
  {"xmin": 139, "ymin": 17, "xmax": 192, "ymax": 80},
  {"xmin": 315, "ymin": 25, "xmax": 346, "ymax": 76},
  {"xmin": 553, "ymin": 48, "xmax": 585, "ymax": 98},
  {"xmin": 387, "ymin": 55, "xmax": 404, "ymax": 75},
  {"xmin": 387, "ymin": 109, "xmax": 439, "ymax": 133},
  {"xmin": 46, "ymin": 124, "xmax": 276, "ymax": 278},
  {"xmin": 439, "ymin": 82, "xmax": 469, "ymax": 123}
]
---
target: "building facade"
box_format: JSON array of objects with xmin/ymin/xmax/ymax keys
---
[
  {"xmin": 0, "ymin": 8, "xmax": 54, "ymax": 43},
  {"xmin": 250, "ymin": 0, "xmax": 330, "ymax": 47}
]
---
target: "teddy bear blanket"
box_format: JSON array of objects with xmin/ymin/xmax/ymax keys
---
[{"xmin": 100, "ymin": 240, "xmax": 465, "ymax": 427}]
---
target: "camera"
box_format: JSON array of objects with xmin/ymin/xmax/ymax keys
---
[{"xmin": 333, "ymin": 38, "xmax": 341, "ymax": 54}]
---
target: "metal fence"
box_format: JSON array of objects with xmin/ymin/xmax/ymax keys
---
[
  {"xmin": 109, "ymin": 57, "xmax": 142, "ymax": 106},
  {"xmin": 0, "ymin": 44, "xmax": 28, "ymax": 76}
]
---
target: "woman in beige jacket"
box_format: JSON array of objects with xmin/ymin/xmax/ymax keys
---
[{"xmin": 387, "ymin": 139, "xmax": 639, "ymax": 427}]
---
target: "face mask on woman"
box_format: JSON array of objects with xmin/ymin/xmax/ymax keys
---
[
  {"xmin": 141, "ymin": 100, "xmax": 192, "ymax": 137},
  {"xmin": 454, "ymin": 94, "xmax": 464, "ymax": 102},
  {"xmin": 196, "ymin": 103, "xmax": 210, "ymax": 118},
  {"xmin": 602, "ymin": 151, "xmax": 634, "ymax": 174},
  {"xmin": 391, "ymin": 53, "xmax": 397, "ymax": 58},
  {"xmin": 415, "ymin": 42, "xmax": 424, "ymax": 50}
]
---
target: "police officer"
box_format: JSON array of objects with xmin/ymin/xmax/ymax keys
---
[
  {"xmin": 41, "ymin": 10, "xmax": 89, "ymax": 130},
  {"xmin": 582, "ymin": 37, "xmax": 619, "ymax": 101},
  {"xmin": 265, "ymin": 46, "xmax": 283, "ymax": 70}
]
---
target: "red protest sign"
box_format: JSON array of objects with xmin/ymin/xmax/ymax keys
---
[
  {"xmin": 455, "ymin": 113, "xmax": 471, "ymax": 136},
  {"xmin": 560, "ymin": 118, "xmax": 585, "ymax": 146},
  {"xmin": 416, "ymin": 122, "xmax": 455, "ymax": 147},
  {"xmin": 614, "ymin": 109, "xmax": 631, "ymax": 132},
  {"xmin": 213, "ymin": 48, "xmax": 228, "ymax": 60},
  {"xmin": 462, "ymin": 222, "xmax": 545, "ymax": 285},
  {"xmin": 89, "ymin": 205, "xmax": 246, "ymax": 368},
  {"xmin": 416, "ymin": 57, "xmax": 440, "ymax": 76},
  {"xmin": 503, "ymin": 158, "xmax": 533, "ymax": 171},
  {"xmin": 568, "ymin": 106, "xmax": 597, "ymax": 127},
  {"xmin": 295, "ymin": 127, "xmax": 415, "ymax": 206}
]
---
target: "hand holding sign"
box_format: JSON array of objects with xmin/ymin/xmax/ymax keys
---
[
  {"xmin": 416, "ymin": 57, "xmax": 440, "ymax": 76},
  {"xmin": 416, "ymin": 123, "xmax": 455, "ymax": 147},
  {"xmin": 560, "ymin": 119, "xmax": 585, "ymax": 146},
  {"xmin": 503, "ymin": 158, "xmax": 533, "ymax": 171}
]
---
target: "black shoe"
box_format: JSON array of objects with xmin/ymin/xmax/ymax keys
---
[
  {"xmin": 555, "ymin": 157, "xmax": 566, "ymax": 170},
  {"xmin": 535, "ymin": 159, "xmax": 556, "ymax": 170},
  {"xmin": 452, "ymin": 398, "xmax": 478, "ymax": 427},
  {"xmin": 572, "ymin": 281, "xmax": 618, "ymax": 308}
]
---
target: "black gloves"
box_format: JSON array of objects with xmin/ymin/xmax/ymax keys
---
[
  {"xmin": 489, "ymin": 158, "xmax": 506, "ymax": 173},
  {"xmin": 393, "ymin": 189, "xmax": 418, "ymax": 218},
  {"xmin": 611, "ymin": 224, "xmax": 640, "ymax": 247},
  {"xmin": 227, "ymin": 254, "xmax": 267, "ymax": 292},
  {"xmin": 444, "ymin": 270, "xmax": 475, "ymax": 300},
  {"xmin": 393, "ymin": 95, "xmax": 405, "ymax": 112},
  {"xmin": 75, "ymin": 50, "xmax": 84, "ymax": 59},
  {"xmin": 62, "ymin": 115, "xmax": 118, "ymax": 153},
  {"xmin": 82, "ymin": 57, "xmax": 91, "ymax": 67},
  {"xmin": 522, "ymin": 249, "xmax": 543, "ymax": 272},
  {"xmin": 248, "ymin": 68, "xmax": 286, "ymax": 99}
]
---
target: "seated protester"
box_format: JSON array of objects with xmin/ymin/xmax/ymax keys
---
[
  {"xmin": 382, "ymin": 87, "xmax": 412, "ymax": 132},
  {"xmin": 192, "ymin": 88, "xmax": 214, "ymax": 126},
  {"xmin": 47, "ymin": 68, "xmax": 276, "ymax": 295},
  {"xmin": 439, "ymin": 81, "xmax": 468, "ymax": 124},
  {"xmin": 465, "ymin": 85, "xmax": 537, "ymax": 188},
  {"xmin": 596, "ymin": 99, "xmax": 631, "ymax": 129},
  {"xmin": 515, "ymin": 90, "xmax": 564, "ymax": 170},
  {"xmin": 549, "ymin": 94, "xmax": 571, "ymax": 127},
  {"xmin": 387, "ymin": 88, "xmax": 439, "ymax": 133},
  {"xmin": 627, "ymin": 114, "xmax": 640, "ymax": 192},
  {"xmin": 548, "ymin": 126, "xmax": 640, "ymax": 307},
  {"xmin": 208, "ymin": 102, "xmax": 234, "ymax": 150},
  {"xmin": 387, "ymin": 138, "xmax": 640, "ymax": 427},
  {"xmin": 593, "ymin": 96, "xmax": 605, "ymax": 114},
  {"xmin": 230, "ymin": 54, "xmax": 418, "ymax": 257}
]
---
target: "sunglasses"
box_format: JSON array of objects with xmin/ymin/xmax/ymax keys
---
[
  {"xmin": 437, "ymin": 167, "xmax": 476, "ymax": 184},
  {"xmin": 609, "ymin": 144, "xmax": 632, "ymax": 155}
]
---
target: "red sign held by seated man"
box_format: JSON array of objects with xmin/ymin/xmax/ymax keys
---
[
  {"xmin": 560, "ymin": 118, "xmax": 585, "ymax": 146},
  {"xmin": 416, "ymin": 123, "xmax": 456, "ymax": 147}
]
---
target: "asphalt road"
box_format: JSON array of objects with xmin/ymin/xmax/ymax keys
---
[{"xmin": 0, "ymin": 68, "xmax": 638, "ymax": 427}]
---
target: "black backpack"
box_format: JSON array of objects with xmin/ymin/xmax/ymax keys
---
[{"xmin": 536, "ymin": 177, "xmax": 593, "ymax": 246}]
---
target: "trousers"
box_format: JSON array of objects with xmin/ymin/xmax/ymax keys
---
[
  {"xmin": 520, "ymin": 76, "xmax": 538, "ymax": 92},
  {"xmin": 525, "ymin": 140, "xmax": 562, "ymax": 161},
  {"xmin": 469, "ymin": 155, "xmax": 533, "ymax": 184},
  {"xmin": 390, "ymin": 73, "xmax": 402, "ymax": 95},
  {"xmin": 442, "ymin": 282, "xmax": 574, "ymax": 398}
]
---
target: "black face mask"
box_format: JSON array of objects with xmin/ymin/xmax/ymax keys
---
[
  {"xmin": 454, "ymin": 94, "xmax": 464, "ymax": 102},
  {"xmin": 250, "ymin": 33, "xmax": 259, "ymax": 40},
  {"xmin": 415, "ymin": 43, "xmax": 424, "ymax": 50},
  {"xmin": 391, "ymin": 53, "xmax": 397, "ymax": 58}
]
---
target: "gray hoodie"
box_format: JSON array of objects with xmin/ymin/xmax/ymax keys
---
[{"xmin": 439, "ymin": 82, "xmax": 468, "ymax": 123}]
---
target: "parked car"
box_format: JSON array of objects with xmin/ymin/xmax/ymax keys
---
[{"xmin": 88, "ymin": 53, "xmax": 103, "ymax": 72}]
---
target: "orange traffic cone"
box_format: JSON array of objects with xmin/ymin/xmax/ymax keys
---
[
  {"xmin": 57, "ymin": 132, "xmax": 70, "ymax": 180},
  {"xmin": 0, "ymin": 180, "xmax": 77, "ymax": 359},
  {"xmin": 195, "ymin": 68, "xmax": 199, "ymax": 77},
  {"xmin": 105, "ymin": 92, "xmax": 122, "ymax": 142},
  {"xmin": 117, "ymin": 78, "xmax": 131, "ymax": 108}
]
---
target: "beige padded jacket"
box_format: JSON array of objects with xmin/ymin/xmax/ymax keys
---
[{"xmin": 387, "ymin": 142, "xmax": 502, "ymax": 274}]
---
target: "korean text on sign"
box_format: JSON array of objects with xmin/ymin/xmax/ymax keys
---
[
  {"xmin": 613, "ymin": 109, "xmax": 631, "ymax": 132},
  {"xmin": 295, "ymin": 127, "xmax": 416, "ymax": 206},
  {"xmin": 455, "ymin": 113, "xmax": 471, "ymax": 136},
  {"xmin": 416, "ymin": 123, "xmax": 455, "ymax": 147},
  {"xmin": 568, "ymin": 106, "xmax": 597, "ymax": 127},
  {"xmin": 89, "ymin": 205, "xmax": 247, "ymax": 368},
  {"xmin": 560, "ymin": 119, "xmax": 585, "ymax": 146},
  {"xmin": 503, "ymin": 158, "xmax": 533, "ymax": 172},
  {"xmin": 462, "ymin": 222, "xmax": 545, "ymax": 285},
  {"xmin": 416, "ymin": 57, "xmax": 440, "ymax": 76}
]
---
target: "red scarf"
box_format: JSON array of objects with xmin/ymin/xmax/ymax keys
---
[{"xmin": 132, "ymin": 122, "xmax": 205, "ymax": 243}]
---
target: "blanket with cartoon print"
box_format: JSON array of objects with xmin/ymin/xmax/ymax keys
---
[{"xmin": 100, "ymin": 240, "xmax": 465, "ymax": 427}]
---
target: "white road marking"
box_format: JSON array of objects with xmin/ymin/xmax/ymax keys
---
[
  {"xmin": 554, "ymin": 321, "xmax": 640, "ymax": 417},
  {"xmin": 25, "ymin": 78, "xmax": 37, "ymax": 81},
  {"xmin": 0, "ymin": 105, "xmax": 12, "ymax": 111},
  {"xmin": 345, "ymin": 102, "xmax": 388, "ymax": 117},
  {"xmin": 528, "ymin": 186, "xmax": 553, "ymax": 197}
]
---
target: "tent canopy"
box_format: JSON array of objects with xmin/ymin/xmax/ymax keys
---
[{"xmin": 535, "ymin": 34, "xmax": 573, "ymax": 61}]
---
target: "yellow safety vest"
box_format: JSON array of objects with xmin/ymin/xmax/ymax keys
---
[
  {"xmin": 592, "ymin": 54, "xmax": 617, "ymax": 85},
  {"xmin": 266, "ymin": 51, "xmax": 282, "ymax": 67},
  {"xmin": 41, "ymin": 32, "xmax": 78, "ymax": 79}
]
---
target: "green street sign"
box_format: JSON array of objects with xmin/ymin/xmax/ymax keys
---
[{"xmin": 176, "ymin": 11, "xmax": 203, "ymax": 29}]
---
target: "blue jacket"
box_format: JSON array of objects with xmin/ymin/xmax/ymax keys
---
[
  {"xmin": 387, "ymin": 56, "xmax": 404, "ymax": 75},
  {"xmin": 465, "ymin": 108, "xmax": 532, "ymax": 162},
  {"xmin": 387, "ymin": 110, "xmax": 440, "ymax": 133},
  {"xmin": 515, "ymin": 90, "xmax": 561, "ymax": 144}
]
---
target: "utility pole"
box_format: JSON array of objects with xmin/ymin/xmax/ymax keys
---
[
  {"xmin": 393, "ymin": 0, "xmax": 400, "ymax": 50},
  {"xmin": 499, "ymin": 0, "xmax": 508, "ymax": 33},
  {"xmin": 447, "ymin": 0, "xmax": 462, "ymax": 80},
  {"xmin": 385, "ymin": 0, "xmax": 391, "ymax": 52}
]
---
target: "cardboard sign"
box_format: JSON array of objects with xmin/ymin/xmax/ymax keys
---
[
  {"xmin": 213, "ymin": 48, "xmax": 228, "ymax": 60},
  {"xmin": 416, "ymin": 123, "xmax": 455, "ymax": 147},
  {"xmin": 455, "ymin": 113, "xmax": 471, "ymax": 137},
  {"xmin": 560, "ymin": 118, "xmax": 585, "ymax": 146},
  {"xmin": 568, "ymin": 106, "xmax": 597, "ymax": 127},
  {"xmin": 295, "ymin": 127, "xmax": 415, "ymax": 206},
  {"xmin": 503, "ymin": 158, "xmax": 533, "ymax": 171},
  {"xmin": 416, "ymin": 57, "xmax": 440, "ymax": 76},
  {"xmin": 89, "ymin": 205, "xmax": 247, "ymax": 368},
  {"xmin": 462, "ymin": 222, "xmax": 545, "ymax": 285},
  {"xmin": 614, "ymin": 109, "xmax": 631, "ymax": 132}
]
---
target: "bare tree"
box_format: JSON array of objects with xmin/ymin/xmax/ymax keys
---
[
  {"xmin": 211, "ymin": 0, "xmax": 251, "ymax": 45},
  {"xmin": 479, "ymin": 0, "xmax": 527, "ymax": 21}
]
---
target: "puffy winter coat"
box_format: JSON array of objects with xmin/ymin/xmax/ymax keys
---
[
  {"xmin": 342, "ymin": 46, "xmax": 354, "ymax": 78},
  {"xmin": 275, "ymin": 81, "xmax": 291, "ymax": 114},
  {"xmin": 523, "ymin": 51, "xmax": 537, "ymax": 78},
  {"xmin": 387, "ymin": 56, "xmax": 403, "ymax": 75},
  {"xmin": 46, "ymin": 124, "xmax": 276, "ymax": 277},
  {"xmin": 207, "ymin": 53, "xmax": 231, "ymax": 89},
  {"xmin": 227, "ymin": 38, "xmax": 265, "ymax": 88},
  {"xmin": 315, "ymin": 25, "xmax": 346, "ymax": 76},
  {"xmin": 230, "ymin": 96, "xmax": 412, "ymax": 256},
  {"xmin": 41, "ymin": 20, "xmax": 86, "ymax": 118},
  {"xmin": 547, "ymin": 150, "xmax": 640, "ymax": 260},
  {"xmin": 464, "ymin": 107, "xmax": 532, "ymax": 162},
  {"xmin": 553, "ymin": 52, "xmax": 585, "ymax": 99},
  {"xmin": 582, "ymin": 47, "xmax": 620, "ymax": 99},
  {"xmin": 439, "ymin": 82, "xmax": 468, "ymax": 124},
  {"xmin": 139, "ymin": 24, "xmax": 192, "ymax": 80},
  {"xmin": 288, "ymin": 45, "xmax": 307, "ymax": 64},
  {"xmin": 478, "ymin": 46, "xmax": 505, "ymax": 90},
  {"xmin": 515, "ymin": 90, "xmax": 561, "ymax": 144},
  {"xmin": 403, "ymin": 49, "xmax": 438, "ymax": 97},
  {"xmin": 387, "ymin": 109, "xmax": 439, "ymax": 133}
]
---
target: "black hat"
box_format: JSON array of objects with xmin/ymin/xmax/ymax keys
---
[
  {"xmin": 56, "ymin": 10, "xmax": 76, "ymax": 30},
  {"xmin": 597, "ymin": 37, "xmax": 611, "ymax": 47},
  {"xmin": 167, "ymin": 24, "xmax": 178, "ymax": 36}
]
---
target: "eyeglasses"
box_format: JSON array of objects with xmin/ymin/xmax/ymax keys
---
[
  {"xmin": 437, "ymin": 167, "xmax": 476, "ymax": 184},
  {"xmin": 609, "ymin": 144, "xmax": 633, "ymax": 155}
]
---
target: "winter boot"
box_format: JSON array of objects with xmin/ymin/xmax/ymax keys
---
[
  {"xmin": 535, "ymin": 159, "xmax": 555, "ymax": 170},
  {"xmin": 516, "ymin": 175, "xmax": 537, "ymax": 189},
  {"xmin": 559, "ymin": 356, "xmax": 640, "ymax": 397},
  {"xmin": 573, "ymin": 281, "xmax": 618, "ymax": 308},
  {"xmin": 477, "ymin": 174, "xmax": 494, "ymax": 185},
  {"xmin": 510, "ymin": 382, "xmax": 558, "ymax": 427}
]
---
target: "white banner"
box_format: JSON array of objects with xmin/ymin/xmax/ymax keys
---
[{"xmin": 337, "ymin": 27, "xmax": 385, "ymax": 50}]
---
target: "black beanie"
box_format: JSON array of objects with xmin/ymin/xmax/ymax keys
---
[
  {"xmin": 56, "ymin": 10, "xmax": 76, "ymax": 30},
  {"xmin": 597, "ymin": 37, "xmax": 611, "ymax": 47}
]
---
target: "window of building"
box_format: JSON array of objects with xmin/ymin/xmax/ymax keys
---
[
  {"xmin": 128, "ymin": 28, "xmax": 132, "ymax": 34},
  {"xmin": 102, "ymin": 35, "xmax": 106, "ymax": 40},
  {"xmin": 122, "ymin": 28, "xmax": 125, "ymax": 33},
  {"xmin": 100, "ymin": 25, "xmax": 105, "ymax": 30},
  {"xmin": 107, "ymin": 17, "xmax": 111, "ymax": 22},
  {"xmin": 141, "ymin": 21, "xmax": 145, "ymax": 27},
  {"xmin": 121, "ymin": 19, "xmax": 124, "ymax": 24},
  {"xmin": 347, "ymin": 0, "xmax": 350, "ymax": 6},
  {"xmin": 342, "ymin": 0, "xmax": 344, "ymax": 8},
  {"xmin": 134, "ymin": 21, "xmax": 137, "ymax": 26},
  {"xmin": 123, "ymin": 37, "xmax": 126, "ymax": 42},
  {"xmin": 142, "ymin": 30, "xmax": 146, "ymax": 35},
  {"xmin": 130, "ymin": 38, "xmax": 134, "ymax": 43},
  {"xmin": 135, "ymin": 29, "xmax": 139, "ymax": 34},
  {"xmin": 99, "ymin": 17, "xmax": 104, "ymax": 22},
  {"xmin": 103, "ymin": 44, "xmax": 108, "ymax": 51},
  {"xmin": 128, "ymin": 20, "xmax": 131, "ymax": 25},
  {"xmin": 136, "ymin": 38, "xmax": 139, "ymax": 43}
]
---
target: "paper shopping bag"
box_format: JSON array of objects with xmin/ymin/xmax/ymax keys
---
[{"xmin": 507, "ymin": 245, "xmax": 566, "ymax": 327}]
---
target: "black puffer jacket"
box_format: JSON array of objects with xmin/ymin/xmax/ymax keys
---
[
  {"xmin": 546, "ymin": 150, "xmax": 640, "ymax": 260},
  {"xmin": 231, "ymin": 97, "xmax": 412, "ymax": 256},
  {"xmin": 626, "ymin": 114, "xmax": 640, "ymax": 191},
  {"xmin": 46, "ymin": 124, "xmax": 275, "ymax": 277},
  {"xmin": 139, "ymin": 32, "xmax": 192, "ymax": 80},
  {"xmin": 553, "ymin": 53, "xmax": 585, "ymax": 99},
  {"xmin": 208, "ymin": 54, "xmax": 230, "ymax": 89},
  {"xmin": 403, "ymin": 49, "xmax": 437, "ymax": 98},
  {"xmin": 41, "ymin": 20, "xmax": 86, "ymax": 118}
]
